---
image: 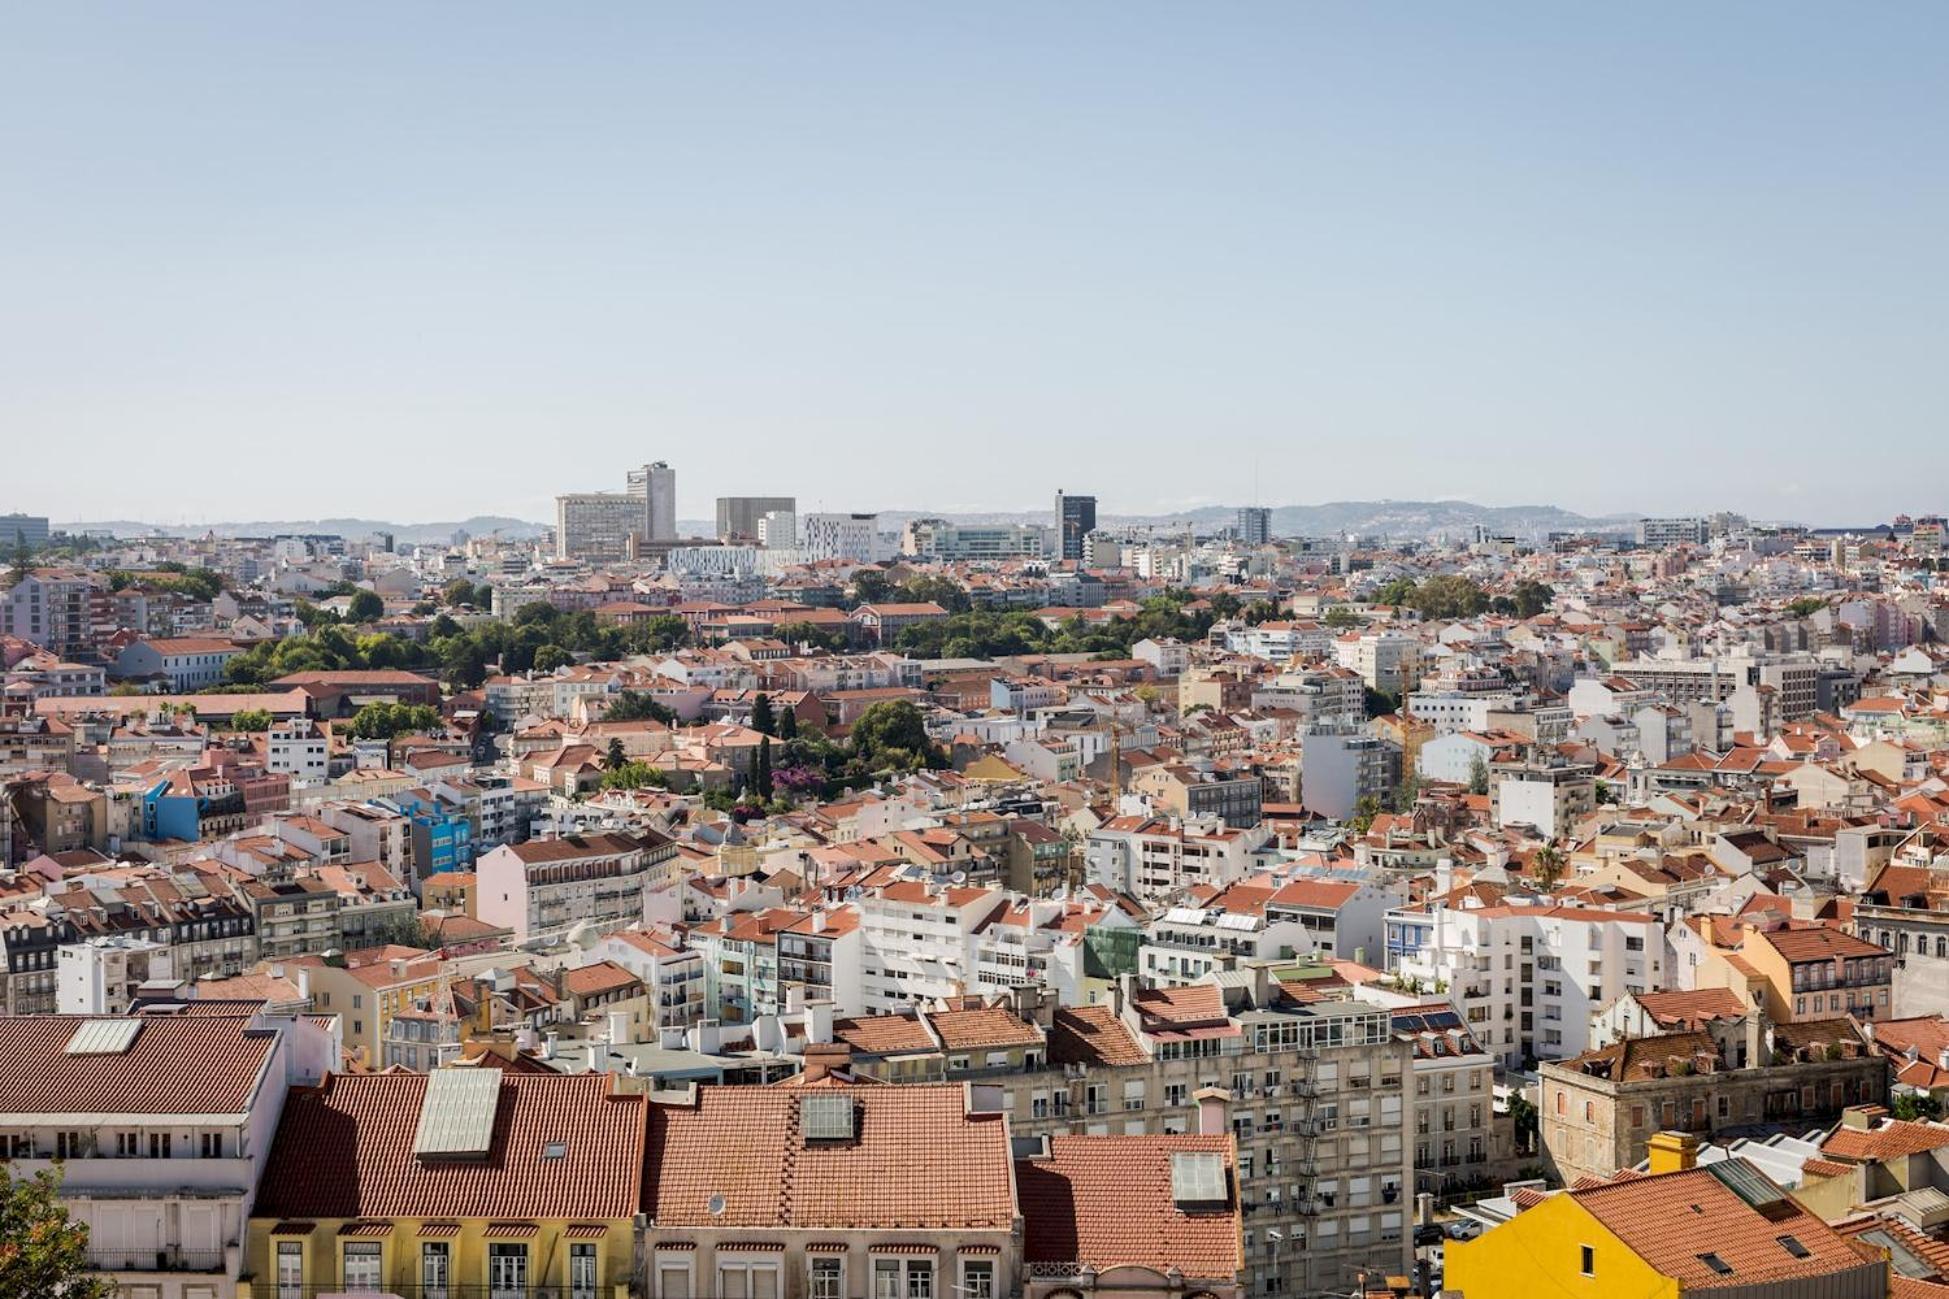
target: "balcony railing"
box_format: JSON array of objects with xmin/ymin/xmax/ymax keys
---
[{"xmin": 90, "ymin": 1248, "xmax": 228, "ymax": 1273}]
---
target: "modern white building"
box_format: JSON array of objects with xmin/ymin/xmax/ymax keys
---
[
  {"xmin": 1386, "ymin": 895, "xmax": 1668, "ymax": 1067},
  {"xmin": 854, "ymin": 879, "xmax": 1007, "ymax": 1012},
  {"xmin": 800, "ymin": 512, "xmax": 881, "ymax": 563},
  {"xmin": 626, "ymin": 460, "xmax": 678, "ymax": 542},
  {"xmin": 264, "ymin": 718, "xmax": 330, "ymax": 784},
  {"xmin": 1084, "ymin": 816, "xmax": 1268, "ymax": 905},
  {"xmin": 475, "ymin": 830, "xmax": 678, "ymax": 945},
  {"xmin": 0, "ymin": 1011, "xmax": 334, "ymax": 1299}
]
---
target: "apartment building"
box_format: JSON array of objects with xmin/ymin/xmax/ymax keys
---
[
  {"xmin": 1539, "ymin": 1019, "xmax": 1886, "ymax": 1186},
  {"xmin": 475, "ymin": 830, "xmax": 678, "ymax": 946},
  {"xmin": 554, "ymin": 491, "xmax": 644, "ymax": 563},
  {"xmin": 1300, "ymin": 727, "xmax": 1401, "ymax": 821},
  {"xmin": 903, "ymin": 518, "xmax": 1049, "ymax": 560},
  {"xmin": 115, "ymin": 637, "xmax": 243, "ymax": 691},
  {"xmin": 800, "ymin": 512, "xmax": 880, "ymax": 563},
  {"xmin": 1084, "ymin": 815, "xmax": 1267, "ymax": 905},
  {"xmin": 1334, "ymin": 630, "xmax": 1423, "ymax": 695},
  {"xmin": 1, "ymin": 568, "xmax": 110, "ymax": 656},
  {"xmin": 1388, "ymin": 900, "xmax": 1668, "ymax": 1067},
  {"xmin": 715, "ymin": 494, "xmax": 796, "ymax": 541},
  {"xmin": 855, "ymin": 879, "xmax": 1007, "ymax": 1011},
  {"xmin": 1489, "ymin": 757, "xmax": 1596, "ymax": 840},
  {"xmin": 1696, "ymin": 919, "xmax": 1894, "ymax": 1024},
  {"xmin": 590, "ymin": 927, "xmax": 708, "ymax": 1030},
  {"xmin": 0, "ymin": 1012, "xmax": 331, "ymax": 1299}
]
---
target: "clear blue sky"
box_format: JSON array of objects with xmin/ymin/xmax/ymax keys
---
[{"xmin": 4, "ymin": 3, "xmax": 1944, "ymax": 526}]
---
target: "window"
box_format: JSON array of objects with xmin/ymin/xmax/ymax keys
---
[
  {"xmin": 719, "ymin": 1261, "xmax": 782, "ymax": 1299},
  {"xmin": 961, "ymin": 1259, "xmax": 995, "ymax": 1299},
  {"xmin": 1580, "ymin": 1245, "xmax": 1595, "ymax": 1276},
  {"xmin": 657, "ymin": 1260, "xmax": 694, "ymax": 1299},
  {"xmin": 1698, "ymin": 1253, "xmax": 1734, "ymax": 1277},
  {"xmin": 342, "ymin": 1241, "xmax": 382, "ymax": 1290},
  {"xmin": 1165, "ymin": 1083, "xmax": 1187, "ymax": 1107},
  {"xmin": 488, "ymin": 1243, "xmax": 528, "ymax": 1299},
  {"xmin": 570, "ymin": 1243, "xmax": 598, "ymax": 1299},
  {"xmin": 810, "ymin": 1257, "xmax": 844, "ymax": 1299},
  {"xmin": 422, "ymin": 1243, "xmax": 451, "ymax": 1299},
  {"xmin": 201, "ymin": 1132, "xmax": 223, "ymax": 1158},
  {"xmin": 1778, "ymin": 1235, "xmax": 1811, "ymax": 1259},
  {"xmin": 149, "ymin": 1132, "xmax": 172, "ymax": 1159},
  {"xmin": 277, "ymin": 1241, "xmax": 304, "ymax": 1299}
]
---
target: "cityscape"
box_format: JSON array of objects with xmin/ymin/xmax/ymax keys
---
[{"xmin": 6, "ymin": 6, "xmax": 1948, "ymax": 1299}]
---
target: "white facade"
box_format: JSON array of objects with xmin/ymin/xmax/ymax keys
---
[{"xmin": 800, "ymin": 512, "xmax": 880, "ymax": 563}]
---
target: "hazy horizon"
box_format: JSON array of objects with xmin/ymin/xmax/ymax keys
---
[{"xmin": 6, "ymin": 4, "xmax": 1945, "ymax": 523}]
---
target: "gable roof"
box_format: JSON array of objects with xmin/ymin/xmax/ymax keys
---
[
  {"xmin": 0, "ymin": 1014, "xmax": 277, "ymax": 1117},
  {"xmin": 253, "ymin": 1071, "xmax": 646, "ymax": 1221},
  {"xmin": 644, "ymin": 1083, "xmax": 1015, "ymax": 1230},
  {"xmin": 1017, "ymin": 1134, "xmax": 1241, "ymax": 1278}
]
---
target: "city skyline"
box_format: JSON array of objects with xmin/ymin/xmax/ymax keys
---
[{"xmin": 6, "ymin": 3, "xmax": 1947, "ymax": 523}]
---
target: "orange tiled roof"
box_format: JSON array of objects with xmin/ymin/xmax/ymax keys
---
[
  {"xmin": 254, "ymin": 1072, "xmax": 646, "ymax": 1221},
  {"xmin": 1048, "ymin": 1006, "xmax": 1149, "ymax": 1068},
  {"xmin": 0, "ymin": 1014, "xmax": 276, "ymax": 1115},
  {"xmin": 645, "ymin": 1083, "xmax": 1015, "ymax": 1230},
  {"xmin": 926, "ymin": 1006, "xmax": 1043, "ymax": 1052},
  {"xmin": 1573, "ymin": 1167, "xmax": 1869, "ymax": 1290},
  {"xmin": 1018, "ymin": 1134, "xmax": 1241, "ymax": 1277},
  {"xmin": 1821, "ymin": 1118, "xmax": 1949, "ymax": 1162}
]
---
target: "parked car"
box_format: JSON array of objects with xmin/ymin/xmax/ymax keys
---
[
  {"xmin": 1444, "ymin": 1218, "xmax": 1484, "ymax": 1241},
  {"xmin": 1414, "ymin": 1223, "xmax": 1447, "ymax": 1248}
]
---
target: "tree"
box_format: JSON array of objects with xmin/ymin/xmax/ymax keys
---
[
  {"xmin": 777, "ymin": 704, "xmax": 799, "ymax": 741},
  {"xmin": 346, "ymin": 589, "xmax": 385, "ymax": 623},
  {"xmin": 851, "ymin": 570, "xmax": 893, "ymax": 605},
  {"xmin": 1467, "ymin": 754, "xmax": 1491, "ymax": 797},
  {"xmin": 230, "ymin": 709, "xmax": 274, "ymax": 732},
  {"xmin": 1511, "ymin": 580, "xmax": 1556, "ymax": 619},
  {"xmin": 348, "ymin": 702, "xmax": 443, "ymax": 740},
  {"xmin": 1323, "ymin": 604, "xmax": 1359, "ymax": 630},
  {"xmin": 755, "ymin": 735, "xmax": 774, "ymax": 798},
  {"xmin": 751, "ymin": 693, "xmax": 775, "ymax": 737},
  {"xmin": 1408, "ymin": 575, "xmax": 1490, "ymax": 620},
  {"xmin": 1531, "ymin": 842, "xmax": 1567, "ymax": 892},
  {"xmin": 1349, "ymin": 795, "xmax": 1384, "ymax": 834},
  {"xmin": 442, "ymin": 577, "xmax": 479, "ymax": 608},
  {"xmin": 605, "ymin": 737, "xmax": 629, "ymax": 771},
  {"xmin": 8, "ymin": 531, "xmax": 31, "ymax": 586},
  {"xmin": 0, "ymin": 1165, "xmax": 116, "ymax": 1298},
  {"xmin": 1787, "ymin": 596, "xmax": 1827, "ymax": 618},
  {"xmin": 601, "ymin": 760, "xmax": 664, "ymax": 791},
  {"xmin": 603, "ymin": 691, "xmax": 675, "ymax": 724},
  {"xmin": 851, "ymin": 699, "xmax": 940, "ymax": 769},
  {"xmin": 532, "ymin": 644, "xmax": 572, "ymax": 673},
  {"xmin": 774, "ymin": 621, "xmax": 847, "ymax": 653}
]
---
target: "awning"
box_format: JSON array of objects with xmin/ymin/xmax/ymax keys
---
[
  {"xmin": 339, "ymin": 1222, "xmax": 395, "ymax": 1238},
  {"xmin": 564, "ymin": 1224, "xmax": 610, "ymax": 1240},
  {"xmin": 418, "ymin": 1222, "xmax": 461, "ymax": 1238},
  {"xmin": 483, "ymin": 1222, "xmax": 539, "ymax": 1238},
  {"xmin": 270, "ymin": 1222, "xmax": 317, "ymax": 1236}
]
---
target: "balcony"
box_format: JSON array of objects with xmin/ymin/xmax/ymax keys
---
[
  {"xmin": 242, "ymin": 1287, "xmax": 616, "ymax": 1299},
  {"xmin": 89, "ymin": 1247, "xmax": 229, "ymax": 1273}
]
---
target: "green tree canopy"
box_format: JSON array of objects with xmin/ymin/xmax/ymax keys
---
[{"xmin": 0, "ymin": 1165, "xmax": 116, "ymax": 1299}]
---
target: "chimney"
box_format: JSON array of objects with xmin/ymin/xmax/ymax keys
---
[
  {"xmin": 1194, "ymin": 1085, "xmax": 1230, "ymax": 1138},
  {"xmin": 801, "ymin": 1042, "xmax": 852, "ymax": 1084},
  {"xmin": 1842, "ymin": 1104, "xmax": 1888, "ymax": 1131},
  {"xmin": 1646, "ymin": 1130, "xmax": 1699, "ymax": 1175},
  {"xmin": 804, "ymin": 998, "xmax": 835, "ymax": 1046},
  {"xmin": 1742, "ymin": 1010, "xmax": 1762, "ymax": 1070}
]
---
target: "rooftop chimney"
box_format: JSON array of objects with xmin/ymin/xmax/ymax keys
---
[
  {"xmin": 801, "ymin": 1042, "xmax": 852, "ymax": 1085},
  {"xmin": 1194, "ymin": 1085, "xmax": 1230, "ymax": 1138},
  {"xmin": 1646, "ymin": 1130, "xmax": 1699, "ymax": 1175}
]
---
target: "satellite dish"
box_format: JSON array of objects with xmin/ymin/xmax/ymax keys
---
[
  {"xmin": 950, "ymin": 870, "xmax": 968, "ymax": 885},
  {"xmin": 707, "ymin": 1193, "xmax": 727, "ymax": 1217}
]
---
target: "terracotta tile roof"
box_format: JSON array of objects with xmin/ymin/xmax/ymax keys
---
[
  {"xmin": 254, "ymin": 1071, "xmax": 646, "ymax": 1221},
  {"xmin": 925, "ymin": 1006, "xmax": 1043, "ymax": 1052},
  {"xmin": 1573, "ymin": 1167, "xmax": 1870, "ymax": 1290},
  {"xmin": 0, "ymin": 1014, "xmax": 276, "ymax": 1116},
  {"xmin": 1821, "ymin": 1118, "xmax": 1949, "ymax": 1162},
  {"xmin": 1632, "ymin": 987, "xmax": 1750, "ymax": 1029},
  {"xmin": 830, "ymin": 1013, "xmax": 939, "ymax": 1058},
  {"xmin": 644, "ymin": 1084, "xmax": 1015, "ymax": 1230},
  {"xmin": 1017, "ymin": 1134, "xmax": 1241, "ymax": 1278},
  {"xmin": 1048, "ymin": 1006, "xmax": 1149, "ymax": 1068},
  {"xmin": 562, "ymin": 961, "xmax": 642, "ymax": 998},
  {"xmin": 1759, "ymin": 925, "xmax": 1889, "ymax": 963}
]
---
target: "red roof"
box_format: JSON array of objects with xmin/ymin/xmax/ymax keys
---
[
  {"xmin": 645, "ymin": 1084, "xmax": 1015, "ymax": 1230},
  {"xmin": 1017, "ymin": 1134, "xmax": 1241, "ymax": 1278},
  {"xmin": 254, "ymin": 1071, "xmax": 647, "ymax": 1221},
  {"xmin": 0, "ymin": 1014, "xmax": 276, "ymax": 1116}
]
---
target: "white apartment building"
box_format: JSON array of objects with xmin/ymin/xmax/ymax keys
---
[
  {"xmin": 1335, "ymin": 631, "xmax": 1424, "ymax": 695},
  {"xmin": 625, "ymin": 460, "xmax": 678, "ymax": 542},
  {"xmin": 1084, "ymin": 816, "xmax": 1269, "ymax": 905},
  {"xmin": 264, "ymin": 718, "xmax": 330, "ymax": 784},
  {"xmin": 1250, "ymin": 666, "xmax": 1367, "ymax": 724},
  {"xmin": 589, "ymin": 927, "xmax": 707, "ymax": 1030},
  {"xmin": 0, "ymin": 1012, "xmax": 333, "ymax": 1299},
  {"xmin": 554, "ymin": 491, "xmax": 643, "ymax": 563},
  {"xmin": 855, "ymin": 879, "xmax": 1008, "ymax": 1012},
  {"xmin": 1300, "ymin": 728, "xmax": 1401, "ymax": 821},
  {"xmin": 1490, "ymin": 758, "xmax": 1597, "ymax": 840},
  {"xmin": 1386, "ymin": 898, "xmax": 1668, "ymax": 1067},
  {"xmin": 1403, "ymin": 687, "xmax": 1517, "ymax": 736},
  {"xmin": 1225, "ymin": 621, "xmax": 1333, "ymax": 663},
  {"xmin": 475, "ymin": 830, "xmax": 678, "ymax": 945},
  {"xmin": 902, "ymin": 519, "xmax": 1049, "ymax": 561},
  {"xmin": 57, "ymin": 937, "xmax": 174, "ymax": 1014},
  {"xmin": 800, "ymin": 512, "xmax": 881, "ymax": 563}
]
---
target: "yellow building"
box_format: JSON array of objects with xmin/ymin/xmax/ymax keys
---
[
  {"xmin": 1446, "ymin": 1133, "xmax": 1887, "ymax": 1299},
  {"xmin": 239, "ymin": 1069, "xmax": 644, "ymax": 1299},
  {"xmin": 292, "ymin": 945, "xmax": 450, "ymax": 1067}
]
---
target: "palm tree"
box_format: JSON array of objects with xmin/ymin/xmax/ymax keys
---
[{"xmin": 1531, "ymin": 842, "xmax": 1567, "ymax": 892}]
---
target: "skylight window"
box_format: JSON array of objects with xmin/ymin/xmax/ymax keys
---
[
  {"xmin": 1698, "ymin": 1253, "xmax": 1734, "ymax": 1277},
  {"xmin": 542, "ymin": 1141, "xmax": 567, "ymax": 1160},
  {"xmin": 800, "ymin": 1093, "xmax": 855, "ymax": 1141},
  {"xmin": 1777, "ymin": 1235, "xmax": 1810, "ymax": 1259}
]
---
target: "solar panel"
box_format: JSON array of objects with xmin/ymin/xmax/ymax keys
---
[
  {"xmin": 800, "ymin": 1093, "xmax": 855, "ymax": 1141},
  {"xmin": 66, "ymin": 1019, "xmax": 143, "ymax": 1056},
  {"xmin": 1171, "ymin": 1151, "xmax": 1227, "ymax": 1205},
  {"xmin": 1705, "ymin": 1158, "xmax": 1786, "ymax": 1209},
  {"xmin": 414, "ymin": 1068, "xmax": 503, "ymax": 1160}
]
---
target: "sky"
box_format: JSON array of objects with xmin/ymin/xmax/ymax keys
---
[{"xmin": 4, "ymin": 4, "xmax": 1945, "ymax": 527}]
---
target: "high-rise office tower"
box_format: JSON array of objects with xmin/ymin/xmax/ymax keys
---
[
  {"xmin": 1237, "ymin": 506, "xmax": 1272, "ymax": 546},
  {"xmin": 716, "ymin": 496, "xmax": 797, "ymax": 541},
  {"xmin": 1055, "ymin": 490, "xmax": 1097, "ymax": 562},
  {"xmin": 626, "ymin": 462, "xmax": 678, "ymax": 542}
]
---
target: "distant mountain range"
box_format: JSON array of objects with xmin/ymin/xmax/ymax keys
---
[
  {"xmin": 59, "ymin": 516, "xmax": 550, "ymax": 544},
  {"xmin": 68, "ymin": 500, "xmax": 1640, "ymax": 545}
]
